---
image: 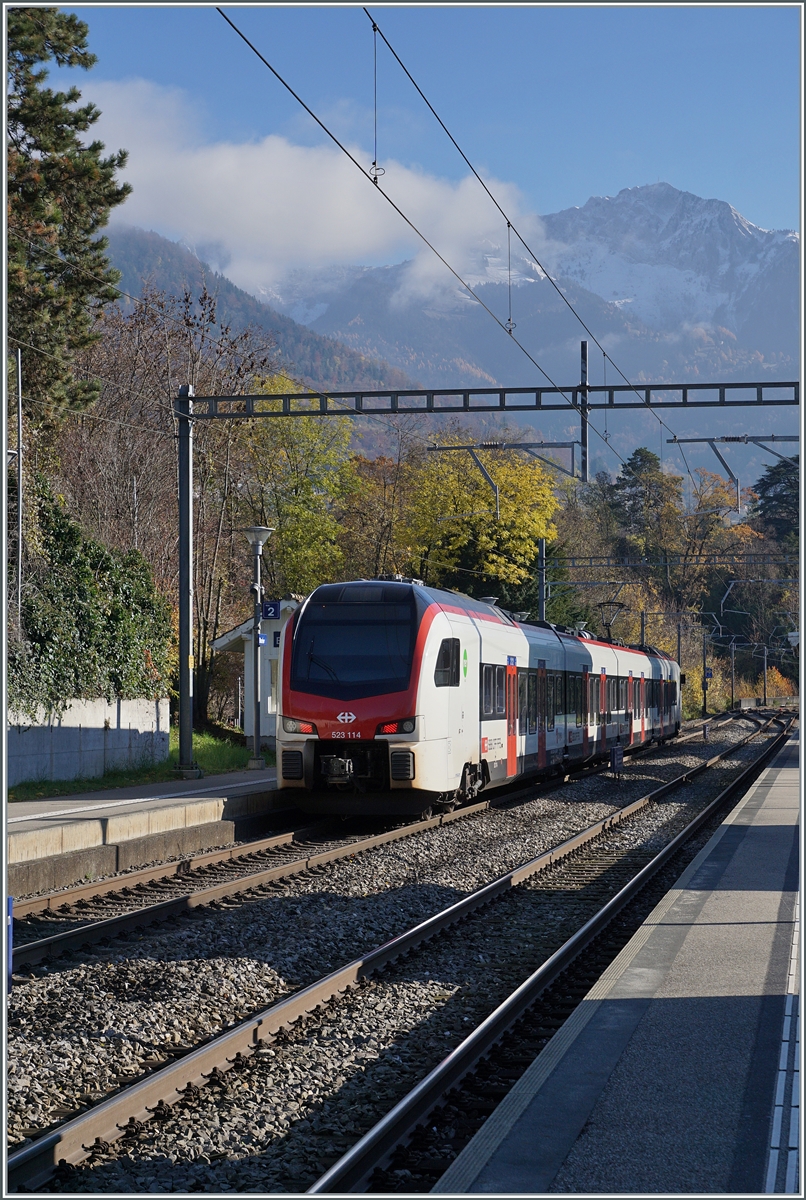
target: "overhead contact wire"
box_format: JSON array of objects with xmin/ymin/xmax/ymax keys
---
[
  {"xmin": 362, "ymin": 7, "xmax": 703, "ymax": 499},
  {"xmin": 214, "ymin": 8, "xmax": 703, "ymax": 536},
  {"xmin": 215, "ymin": 6, "xmax": 576, "ymax": 402},
  {"xmin": 216, "ymin": 9, "xmax": 700, "ymax": 526}
]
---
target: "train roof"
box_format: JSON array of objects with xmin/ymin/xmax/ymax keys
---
[
  {"xmin": 306, "ymin": 578, "xmax": 677, "ymax": 663},
  {"xmin": 412, "ymin": 583, "xmax": 675, "ymax": 660}
]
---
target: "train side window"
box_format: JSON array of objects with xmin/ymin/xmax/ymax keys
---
[
  {"xmin": 434, "ymin": 638, "xmax": 460, "ymax": 687},
  {"xmin": 482, "ymin": 664, "xmax": 493, "ymax": 715},
  {"xmin": 518, "ymin": 671, "xmax": 528, "ymax": 734},
  {"xmin": 588, "ymin": 675, "xmax": 597, "ymax": 725},
  {"xmin": 528, "ymin": 672, "xmax": 537, "ymax": 734},
  {"xmin": 495, "ymin": 665, "xmax": 506, "ymax": 714}
]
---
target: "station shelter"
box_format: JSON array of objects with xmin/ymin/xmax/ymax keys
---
[{"xmin": 211, "ymin": 596, "xmax": 301, "ymax": 751}]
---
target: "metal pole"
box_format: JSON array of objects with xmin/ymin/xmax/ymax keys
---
[
  {"xmin": 249, "ymin": 548, "xmax": 264, "ymax": 768},
  {"xmin": 177, "ymin": 385, "xmax": 196, "ymax": 774},
  {"xmin": 640, "ymin": 610, "xmax": 646, "ymax": 645},
  {"xmin": 702, "ymin": 629, "xmax": 708, "ymax": 718},
  {"xmin": 763, "ymin": 645, "xmax": 768, "ymax": 705},
  {"xmin": 16, "ymin": 349, "xmax": 23, "ymax": 638},
  {"xmin": 677, "ymin": 622, "xmax": 682, "ymax": 667},
  {"xmin": 580, "ymin": 340, "xmax": 589, "ymax": 484},
  {"xmin": 730, "ymin": 641, "xmax": 735, "ymax": 710},
  {"xmin": 538, "ymin": 538, "xmax": 546, "ymax": 622},
  {"xmin": 238, "ymin": 676, "xmax": 242, "ymax": 729}
]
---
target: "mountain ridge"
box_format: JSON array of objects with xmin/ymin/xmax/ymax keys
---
[
  {"xmin": 106, "ymin": 226, "xmax": 421, "ymax": 393},
  {"xmin": 265, "ymin": 183, "xmax": 798, "ymax": 387}
]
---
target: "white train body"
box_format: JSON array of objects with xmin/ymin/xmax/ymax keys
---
[{"xmin": 277, "ymin": 580, "xmax": 681, "ymax": 815}]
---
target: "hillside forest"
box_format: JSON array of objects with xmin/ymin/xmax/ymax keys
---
[{"xmin": 6, "ymin": 8, "xmax": 798, "ymax": 724}]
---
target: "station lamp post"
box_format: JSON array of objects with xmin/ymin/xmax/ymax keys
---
[{"xmin": 243, "ymin": 526, "xmax": 274, "ymax": 769}]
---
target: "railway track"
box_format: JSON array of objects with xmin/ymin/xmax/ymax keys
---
[
  {"xmin": 10, "ymin": 714, "xmax": 737, "ymax": 968},
  {"xmin": 7, "ymin": 714, "xmax": 786, "ymax": 1193},
  {"xmin": 310, "ymin": 714, "xmax": 794, "ymax": 1193}
]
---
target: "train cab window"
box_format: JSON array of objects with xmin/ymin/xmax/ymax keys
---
[
  {"xmin": 495, "ymin": 666, "xmax": 506, "ymax": 714},
  {"xmin": 528, "ymin": 672, "xmax": 537, "ymax": 734},
  {"xmin": 482, "ymin": 664, "xmax": 494, "ymax": 715},
  {"xmin": 519, "ymin": 672, "xmax": 528, "ymax": 734},
  {"xmin": 434, "ymin": 638, "xmax": 460, "ymax": 687}
]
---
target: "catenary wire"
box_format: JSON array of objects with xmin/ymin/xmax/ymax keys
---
[
  {"xmin": 362, "ymin": 7, "xmax": 692, "ymax": 454},
  {"xmin": 216, "ymin": 7, "xmax": 705, "ymax": 518},
  {"xmin": 215, "ymin": 7, "xmax": 576, "ymax": 401}
]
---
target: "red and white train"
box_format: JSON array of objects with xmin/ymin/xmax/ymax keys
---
[{"xmin": 276, "ymin": 578, "xmax": 682, "ymax": 815}]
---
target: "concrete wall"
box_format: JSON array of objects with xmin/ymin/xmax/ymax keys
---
[{"xmin": 7, "ymin": 697, "xmax": 170, "ymax": 786}]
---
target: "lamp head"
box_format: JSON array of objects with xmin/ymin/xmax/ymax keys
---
[{"xmin": 243, "ymin": 525, "xmax": 275, "ymax": 553}]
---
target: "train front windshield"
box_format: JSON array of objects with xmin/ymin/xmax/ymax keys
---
[{"xmin": 290, "ymin": 583, "xmax": 419, "ymax": 700}]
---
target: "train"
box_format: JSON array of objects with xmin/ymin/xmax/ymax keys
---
[{"xmin": 276, "ymin": 577, "xmax": 682, "ymax": 816}]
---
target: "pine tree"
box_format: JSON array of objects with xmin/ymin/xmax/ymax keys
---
[
  {"xmin": 7, "ymin": 7, "xmax": 131, "ymax": 422},
  {"xmin": 749, "ymin": 455, "xmax": 799, "ymax": 550}
]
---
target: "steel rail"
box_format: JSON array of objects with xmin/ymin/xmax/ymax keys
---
[
  {"xmin": 308, "ymin": 716, "xmax": 793, "ymax": 1193},
  {"xmin": 11, "ymin": 823, "xmax": 330, "ymax": 919},
  {"xmin": 11, "ymin": 715, "xmax": 734, "ymax": 966},
  {"xmin": 6, "ymin": 717, "xmax": 779, "ymax": 1192}
]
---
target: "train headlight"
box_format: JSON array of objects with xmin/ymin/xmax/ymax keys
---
[
  {"xmin": 282, "ymin": 717, "xmax": 318, "ymax": 735},
  {"xmin": 376, "ymin": 718, "xmax": 416, "ymax": 735}
]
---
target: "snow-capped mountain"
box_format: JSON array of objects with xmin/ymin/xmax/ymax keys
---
[
  {"xmin": 539, "ymin": 183, "xmax": 798, "ymax": 344},
  {"xmin": 266, "ymin": 183, "xmax": 799, "ymax": 387}
]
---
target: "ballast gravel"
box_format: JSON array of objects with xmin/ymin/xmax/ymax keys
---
[{"xmin": 8, "ymin": 720, "xmax": 772, "ymax": 1186}]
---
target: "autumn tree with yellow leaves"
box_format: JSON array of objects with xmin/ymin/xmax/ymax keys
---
[{"xmin": 396, "ymin": 437, "xmax": 558, "ymax": 593}]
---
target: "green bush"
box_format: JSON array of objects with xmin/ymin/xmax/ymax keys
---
[{"xmin": 9, "ymin": 475, "xmax": 173, "ymax": 719}]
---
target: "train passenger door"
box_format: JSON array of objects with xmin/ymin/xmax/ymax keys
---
[
  {"xmin": 640, "ymin": 672, "xmax": 646, "ymax": 742},
  {"xmin": 537, "ymin": 659, "xmax": 547, "ymax": 769},
  {"xmin": 582, "ymin": 665, "xmax": 589, "ymax": 757},
  {"xmin": 600, "ymin": 668, "xmax": 607, "ymax": 753},
  {"xmin": 506, "ymin": 656, "xmax": 518, "ymax": 777},
  {"xmin": 628, "ymin": 672, "xmax": 635, "ymax": 746}
]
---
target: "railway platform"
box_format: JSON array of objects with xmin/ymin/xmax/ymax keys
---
[
  {"xmin": 7, "ymin": 766, "xmax": 279, "ymax": 896},
  {"xmin": 434, "ymin": 729, "xmax": 800, "ymax": 1195}
]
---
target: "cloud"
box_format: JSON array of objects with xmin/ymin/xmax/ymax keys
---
[{"xmin": 91, "ymin": 78, "xmax": 546, "ymax": 301}]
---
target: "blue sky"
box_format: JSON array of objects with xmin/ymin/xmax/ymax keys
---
[{"xmin": 59, "ymin": 4, "xmax": 800, "ymax": 233}]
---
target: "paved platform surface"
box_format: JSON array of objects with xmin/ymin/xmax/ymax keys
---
[
  {"xmin": 435, "ymin": 730, "xmax": 800, "ymax": 1195},
  {"xmin": 7, "ymin": 767, "xmax": 282, "ymax": 894},
  {"xmin": 7, "ymin": 764, "xmax": 277, "ymax": 824}
]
